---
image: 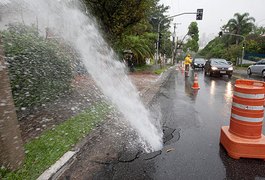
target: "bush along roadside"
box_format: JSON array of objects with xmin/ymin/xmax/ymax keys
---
[
  {"xmin": 153, "ymin": 66, "xmax": 169, "ymax": 75},
  {"xmin": 2, "ymin": 23, "xmax": 73, "ymax": 109},
  {"xmin": 0, "ymin": 102, "xmax": 111, "ymax": 180}
]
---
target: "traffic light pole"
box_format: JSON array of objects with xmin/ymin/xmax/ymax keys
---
[{"xmin": 155, "ymin": 12, "xmax": 198, "ymax": 65}]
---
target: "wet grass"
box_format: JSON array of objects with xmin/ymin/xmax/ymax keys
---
[
  {"xmin": 135, "ymin": 64, "xmax": 172, "ymax": 75},
  {"xmin": 0, "ymin": 102, "xmax": 110, "ymax": 180},
  {"xmin": 153, "ymin": 66, "xmax": 168, "ymax": 75},
  {"xmin": 135, "ymin": 64, "xmax": 152, "ymax": 72}
]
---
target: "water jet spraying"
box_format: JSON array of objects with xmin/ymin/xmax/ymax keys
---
[{"xmin": 1, "ymin": 0, "xmax": 163, "ymax": 151}]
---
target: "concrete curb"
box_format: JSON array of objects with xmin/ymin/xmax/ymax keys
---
[
  {"xmin": 36, "ymin": 65, "xmax": 174, "ymax": 179},
  {"xmin": 37, "ymin": 150, "xmax": 78, "ymax": 180}
]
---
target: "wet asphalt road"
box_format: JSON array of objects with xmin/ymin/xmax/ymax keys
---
[{"xmin": 95, "ymin": 67, "xmax": 265, "ymax": 180}]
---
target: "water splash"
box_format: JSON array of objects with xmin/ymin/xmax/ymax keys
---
[{"xmin": 1, "ymin": 0, "xmax": 163, "ymax": 151}]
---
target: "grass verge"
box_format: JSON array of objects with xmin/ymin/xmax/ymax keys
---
[
  {"xmin": 153, "ymin": 66, "xmax": 168, "ymax": 75},
  {"xmin": 134, "ymin": 64, "xmax": 152, "ymax": 72},
  {"xmin": 0, "ymin": 102, "xmax": 110, "ymax": 180}
]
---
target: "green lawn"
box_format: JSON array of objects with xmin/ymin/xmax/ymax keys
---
[{"xmin": 0, "ymin": 102, "xmax": 110, "ymax": 180}]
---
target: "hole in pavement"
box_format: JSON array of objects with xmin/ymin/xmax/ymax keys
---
[
  {"xmin": 116, "ymin": 126, "xmax": 180, "ymax": 163},
  {"xmin": 163, "ymin": 126, "xmax": 176, "ymax": 144},
  {"xmin": 140, "ymin": 150, "xmax": 162, "ymax": 160},
  {"xmin": 163, "ymin": 126, "xmax": 181, "ymax": 145},
  {"xmin": 94, "ymin": 126, "xmax": 181, "ymax": 166},
  {"xmin": 118, "ymin": 150, "xmax": 141, "ymax": 163},
  {"xmin": 91, "ymin": 126, "xmax": 181, "ymax": 179}
]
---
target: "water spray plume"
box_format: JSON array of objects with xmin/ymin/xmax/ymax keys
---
[{"xmin": 2, "ymin": 0, "xmax": 163, "ymax": 151}]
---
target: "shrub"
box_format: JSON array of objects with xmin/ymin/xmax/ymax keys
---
[{"xmin": 2, "ymin": 24, "xmax": 73, "ymax": 109}]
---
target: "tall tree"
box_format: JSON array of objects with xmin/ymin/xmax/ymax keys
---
[
  {"xmin": 253, "ymin": 25, "xmax": 265, "ymax": 36},
  {"xmin": 148, "ymin": 2, "xmax": 171, "ymax": 58},
  {"xmin": 184, "ymin": 22, "xmax": 199, "ymax": 52},
  {"xmin": 148, "ymin": 2, "xmax": 170, "ymax": 33},
  {"xmin": 84, "ymin": 0, "xmax": 156, "ymax": 43},
  {"xmin": 225, "ymin": 12, "xmax": 255, "ymax": 44}
]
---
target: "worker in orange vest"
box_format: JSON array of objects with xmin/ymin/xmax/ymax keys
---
[{"xmin": 184, "ymin": 54, "xmax": 192, "ymax": 77}]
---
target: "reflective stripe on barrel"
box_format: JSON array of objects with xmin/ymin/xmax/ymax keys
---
[
  {"xmin": 229, "ymin": 79, "xmax": 265, "ymax": 139},
  {"xmin": 233, "ymin": 92, "xmax": 264, "ymax": 99},
  {"xmin": 231, "ymin": 113, "xmax": 263, "ymax": 123},
  {"xmin": 232, "ymin": 102, "xmax": 264, "ymax": 111}
]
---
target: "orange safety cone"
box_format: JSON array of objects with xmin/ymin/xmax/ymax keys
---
[
  {"xmin": 220, "ymin": 79, "xmax": 265, "ymax": 160},
  {"xmin": 191, "ymin": 73, "xmax": 200, "ymax": 89}
]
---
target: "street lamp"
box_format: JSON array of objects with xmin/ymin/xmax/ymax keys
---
[
  {"xmin": 221, "ymin": 31, "xmax": 246, "ymax": 65},
  {"xmin": 155, "ymin": 10, "xmax": 203, "ymax": 65},
  {"xmin": 171, "ymin": 23, "xmax": 181, "ymax": 65}
]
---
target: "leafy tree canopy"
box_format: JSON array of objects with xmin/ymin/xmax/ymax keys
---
[
  {"xmin": 224, "ymin": 12, "xmax": 255, "ymax": 44},
  {"xmin": 200, "ymin": 12, "xmax": 265, "ymax": 63},
  {"xmin": 183, "ymin": 22, "xmax": 199, "ymax": 52},
  {"xmin": 83, "ymin": 0, "xmax": 172, "ymax": 65},
  {"xmin": 84, "ymin": 0, "xmax": 156, "ymax": 42}
]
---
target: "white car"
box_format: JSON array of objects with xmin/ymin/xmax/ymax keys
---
[{"xmin": 247, "ymin": 59, "xmax": 265, "ymax": 77}]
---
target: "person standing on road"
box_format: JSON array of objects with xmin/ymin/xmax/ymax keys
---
[{"xmin": 184, "ymin": 54, "xmax": 192, "ymax": 77}]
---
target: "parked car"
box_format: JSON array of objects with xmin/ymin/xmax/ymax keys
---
[
  {"xmin": 191, "ymin": 58, "xmax": 206, "ymax": 69},
  {"xmin": 247, "ymin": 59, "xmax": 265, "ymax": 77},
  {"xmin": 204, "ymin": 58, "xmax": 233, "ymax": 77}
]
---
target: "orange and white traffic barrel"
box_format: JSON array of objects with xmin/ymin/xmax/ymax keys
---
[{"xmin": 220, "ymin": 79, "xmax": 265, "ymax": 160}]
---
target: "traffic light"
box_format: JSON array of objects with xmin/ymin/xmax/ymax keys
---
[
  {"xmin": 218, "ymin": 31, "xmax": 223, "ymax": 37},
  {"xmin": 196, "ymin": 9, "xmax": 203, "ymax": 20}
]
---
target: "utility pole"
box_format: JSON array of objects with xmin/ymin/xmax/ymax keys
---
[
  {"xmin": 156, "ymin": 10, "xmax": 203, "ymax": 65},
  {"xmin": 171, "ymin": 23, "xmax": 177, "ymax": 65},
  {"xmin": 220, "ymin": 31, "xmax": 246, "ymax": 65}
]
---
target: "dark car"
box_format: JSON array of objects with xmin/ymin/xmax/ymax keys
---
[
  {"xmin": 204, "ymin": 58, "xmax": 233, "ymax": 77},
  {"xmin": 191, "ymin": 58, "xmax": 206, "ymax": 69}
]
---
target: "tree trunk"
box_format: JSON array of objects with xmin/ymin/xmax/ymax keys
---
[{"xmin": 0, "ymin": 35, "xmax": 25, "ymax": 170}]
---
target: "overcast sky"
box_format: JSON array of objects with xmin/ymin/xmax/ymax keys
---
[{"xmin": 159, "ymin": 0, "xmax": 265, "ymax": 47}]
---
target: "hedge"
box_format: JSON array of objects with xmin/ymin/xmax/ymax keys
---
[{"xmin": 2, "ymin": 24, "xmax": 73, "ymax": 109}]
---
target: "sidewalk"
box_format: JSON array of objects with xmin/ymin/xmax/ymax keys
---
[
  {"xmin": 38, "ymin": 66, "xmax": 175, "ymax": 180},
  {"xmin": 130, "ymin": 66, "xmax": 174, "ymax": 106}
]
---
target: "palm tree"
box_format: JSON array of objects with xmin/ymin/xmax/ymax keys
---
[
  {"xmin": 225, "ymin": 12, "xmax": 255, "ymax": 44},
  {"xmin": 121, "ymin": 34, "xmax": 155, "ymax": 65}
]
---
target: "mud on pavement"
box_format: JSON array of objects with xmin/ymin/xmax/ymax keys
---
[{"xmin": 57, "ymin": 67, "xmax": 176, "ymax": 179}]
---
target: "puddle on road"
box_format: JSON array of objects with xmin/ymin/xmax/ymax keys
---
[
  {"xmin": 116, "ymin": 126, "xmax": 181, "ymax": 163},
  {"xmin": 92, "ymin": 125, "xmax": 181, "ymax": 166},
  {"xmin": 162, "ymin": 126, "xmax": 181, "ymax": 146},
  {"xmin": 91, "ymin": 126, "xmax": 181, "ymax": 179}
]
